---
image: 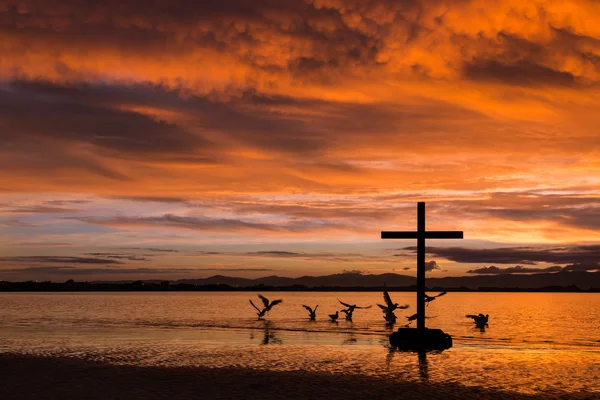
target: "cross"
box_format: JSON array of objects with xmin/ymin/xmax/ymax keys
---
[{"xmin": 381, "ymin": 202, "xmax": 463, "ymax": 331}]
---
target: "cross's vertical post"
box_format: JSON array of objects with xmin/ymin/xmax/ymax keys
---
[
  {"xmin": 381, "ymin": 202, "xmax": 463, "ymax": 336},
  {"xmin": 417, "ymin": 202, "xmax": 426, "ymax": 331}
]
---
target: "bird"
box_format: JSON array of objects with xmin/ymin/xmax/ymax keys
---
[
  {"xmin": 329, "ymin": 311, "xmax": 339, "ymax": 322},
  {"xmin": 424, "ymin": 291, "xmax": 447, "ymax": 306},
  {"xmin": 302, "ymin": 304, "xmax": 318, "ymax": 321},
  {"xmin": 249, "ymin": 294, "xmax": 282, "ymax": 320},
  {"xmin": 466, "ymin": 313, "xmax": 489, "ymax": 327},
  {"xmin": 337, "ymin": 299, "xmax": 372, "ymax": 313},
  {"xmin": 341, "ymin": 308, "xmax": 354, "ymax": 321},
  {"xmin": 377, "ymin": 289, "xmax": 409, "ymax": 324},
  {"xmin": 404, "ymin": 313, "xmax": 436, "ymax": 326}
]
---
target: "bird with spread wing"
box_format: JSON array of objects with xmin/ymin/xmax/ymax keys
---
[
  {"xmin": 466, "ymin": 313, "xmax": 489, "ymax": 328},
  {"xmin": 424, "ymin": 291, "xmax": 447, "ymax": 306},
  {"xmin": 249, "ymin": 294, "xmax": 282, "ymax": 320},
  {"xmin": 338, "ymin": 299, "xmax": 371, "ymax": 321},
  {"xmin": 302, "ymin": 304, "xmax": 318, "ymax": 321},
  {"xmin": 377, "ymin": 289, "xmax": 409, "ymax": 324}
]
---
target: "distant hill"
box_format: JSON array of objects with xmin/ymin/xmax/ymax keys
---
[{"xmin": 176, "ymin": 270, "xmax": 600, "ymax": 290}]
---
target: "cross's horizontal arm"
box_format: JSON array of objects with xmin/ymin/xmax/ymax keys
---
[
  {"xmin": 381, "ymin": 231, "xmax": 463, "ymax": 239},
  {"xmin": 381, "ymin": 231, "xmax": 419, "ymax": 239},
  {"xmin": 424, "ymin": 231, "xmax": 463, "ymax": 239}
]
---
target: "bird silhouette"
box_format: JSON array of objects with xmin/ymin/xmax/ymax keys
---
[
  {"xmin": 466, "ymin": 313, "xmax": 489, "ymax": 327},
  {"xmin": 341, "ymin": 308, "xmax": 353, "ymax": 321},
  {"xmin": 424, "ymin": 291, "xmax": 447, "ymax": 306},
  {"xmin": 329, "ymin": 311, "xmax": 339, "ymax": 322},
  {"xmin": 302, "ymin": 304, "xmax": 318, "ymax": 321},
  {"xmin": 249, "ymin": 294, "xmax": 282, "ymax": 320},
  {"xmin": 377, "ymin": 289, "xmax": 409, "ymax": 313},
  {"xmin": 404, "ymin": 312, "xmax": 436, "ymax": 327},
  {"xmin": 377, "ymin": 289, "xmax": 408, "ymax": 324},
  {"xmin": 337, "ymin": 299, "xmax": 372, "ymax": 312}
]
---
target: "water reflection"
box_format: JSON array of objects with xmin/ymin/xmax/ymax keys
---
[
  {"xmin": 417, "ymin": 351, "xmax": 429, "ymax": 382},
  {"xmin": 341, "ymin": 333, "xmax": 357, "ymax": 345},
  {"xmin": 249, "ymin": 321, "xmax": 282, "ymax": 345},
  {"xmin": 384, "ymin": 346, "xmax": 429, "ymax": 381}
]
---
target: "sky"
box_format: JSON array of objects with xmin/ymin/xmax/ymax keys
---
[{"xmin": 0, "ymin": 0, "xmax": 599, "ymax": 281}]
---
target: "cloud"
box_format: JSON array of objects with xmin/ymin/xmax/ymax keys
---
[
  {"xmin": 342, "ymin": 269, "xmax": 364, "ymax": 275},
  {"xmin": 16, "ymin": 242, "xmax": 73, "ymax": 247},
  {"xmin": 83, "ymin": 253, "xmax": 150, "ymax": 261},
  {"xmin": 424, "ymin": 260, "xmax": 440, "ymax": 272},
  {"xmin": 463, "ymin": 60, "xmax": 577, "ymax": 87},
  {"xmin": 467, "ymin": 265, "xmax": 564, "ymax": 274},
  {"xmin": 74, "ymin": 214, "xmax": 345, "ymax": 234},
  {"xmin": 0, "ymin": 266, "xmax": 273, "ymax": 276},
  {"xmin": 562, "ymin": 262, "xmax": 600, "ymax": 272},
  {"xmin": 0, "ymin": 256, "xmax": 123, "ymax": 265},
  {"xmin": 122, "ymin": 248, "xmax": 179, "ymax": 253},
  {"xmin": 404, "ymin": 244, "xmax": 600, "ymax": 265}
]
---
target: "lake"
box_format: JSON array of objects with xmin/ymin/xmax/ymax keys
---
[{"xmin": 1, "ymin": 292, "xmax": 599, "ymax": 396}]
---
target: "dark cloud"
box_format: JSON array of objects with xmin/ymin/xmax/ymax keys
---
[
  {"xmin": 0, "ymin": 218, "xmax": 38, "ymax": 228},
  {"xmin": 562, "ymin": 262, "xmax": 600, "ymax": 272},
  {"xmin": 75, "ymin": 214, "xmax": 344, "ymax": 233},
  {"xmin": 463, "ymin": 60, "xmax": 576, "ymax": 87},
  {"xmin": 342, "ymin": 269, "xmax": 365, "ymax": 275},
  {"xmin": 0, "ymin": 82, "xmax": 214, "ymax": 162},
  {"xmin": 122, "ymin": 247, "xmax": 179, "ymax": 253},
  {"xmin": 424, "ymin": 260, "xmax": 440, "ymax": 272},
  {"xmin": 402, "ymin": 244, "xmax": 600, "ymax": 265},
  {"xmin": 0, "ymin": 266, "xmax": 272, "ymax": 275},
  {"xmin": 467, "ymin": 265, "xmax": 564, "ymax": 275},
  {"xmin": 0, "ymin": 256, "xmax": 123, "ymax": 265},
  {"xmin": 83, "ymin": 253, "xmax": 150, "ymax": 261},
  {"xmin": 1, "ymin": 205, "xmax": 80, "ymax": 214}
]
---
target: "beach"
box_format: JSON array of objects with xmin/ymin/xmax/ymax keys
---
[{"xmin": 3, "ymin": 353, "xmax": 587, "ymax": 400}]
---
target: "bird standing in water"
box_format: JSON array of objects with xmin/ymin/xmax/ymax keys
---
[
  {"xmin": 249, "ymin": 294, "xmax": 283, "ymax": 320},
  {"xmin": 302, "ymin": 304, "xmax": 318, "ymax": 321},
  {"xmin": 341, "ymin": 308, "xmax": 354, "ymax": 321},
  {"xmin": 329, "ymin": 311, "xmax": 339, "ymax": 322},
  {"xmin": 466, "ymin": 313, "xmax": 489, "ymax": 328}
]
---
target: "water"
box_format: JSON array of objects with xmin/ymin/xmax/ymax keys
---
[{"xmin": 1, "ymin": 292, "xmax": 599, "ymax": 396}]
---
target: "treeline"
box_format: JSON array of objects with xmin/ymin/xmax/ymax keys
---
[{"xmin": 0, "ymin": 280, "xmax": 598, "ymax": 293}]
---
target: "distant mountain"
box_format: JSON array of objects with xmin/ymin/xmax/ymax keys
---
[{"xmin": 176, "ymin": 270, "xmax": 600, "ymax": 289}]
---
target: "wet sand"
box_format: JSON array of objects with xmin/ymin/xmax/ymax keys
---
[{"xmin": 1, "ymin": 354, "xmax": 592, "ymax": 400}]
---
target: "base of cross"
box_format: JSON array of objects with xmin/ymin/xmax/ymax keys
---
[{"xmin": 389, "ymin": 327, "xmax": 453, "ymax": 351}]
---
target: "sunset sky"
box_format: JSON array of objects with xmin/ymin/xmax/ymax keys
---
[{"xmin": 1, "ymin": 0, "xmax": 599, "ymax": 281}]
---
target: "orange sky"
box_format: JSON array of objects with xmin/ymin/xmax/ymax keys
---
[{"xmin": 0, "ymin": 0, "xmax": 599, "ymax": 281}]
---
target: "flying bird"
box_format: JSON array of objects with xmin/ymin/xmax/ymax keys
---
[
  {"xmin": 377, "ymin": 289, "xmax": 408, "ymax": 325},
  {"xmin": 424, "ymin": 291, "xmax": 447, "ymax": 306},
  {"xmin": 249, "ymin": 294, "xmax": 282, "ymax": 320},
  {"xmin": 302, "ymin": 304, "xmax": 318, "ymax": 321},
  {"xmin": 337, "ymin": 299, "xmax": 372, "ymax": 312},
  {"xmin": 329, "ymin": 311, "xmax": 339, "ymax": 322},
  {"xmin": 377, "ymin": 289, "xmax": 409, "ymax": 313}
]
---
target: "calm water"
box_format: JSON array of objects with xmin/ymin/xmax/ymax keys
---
[{"xmin": 1, "ymin": 292, "xmax": 599, "ymax": 396}]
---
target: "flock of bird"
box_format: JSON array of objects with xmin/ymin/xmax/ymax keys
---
[{"xmin": 249, "ymin": 291, "xmax": 489, "ymax": 328}]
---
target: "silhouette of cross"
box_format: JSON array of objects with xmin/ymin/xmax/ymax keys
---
[{"xmin": 381, "ymin": 202, "xmax": 463, "ymax": 331}]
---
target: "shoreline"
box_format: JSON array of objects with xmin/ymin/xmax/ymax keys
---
[{"xmin": 0, "ymin": 354, "xmax": 593, "ymax": 400}]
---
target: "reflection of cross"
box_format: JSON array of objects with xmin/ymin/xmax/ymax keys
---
[{"xmin": 381, "ymin": 202, "xmax": 463, "ymax": 331}]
